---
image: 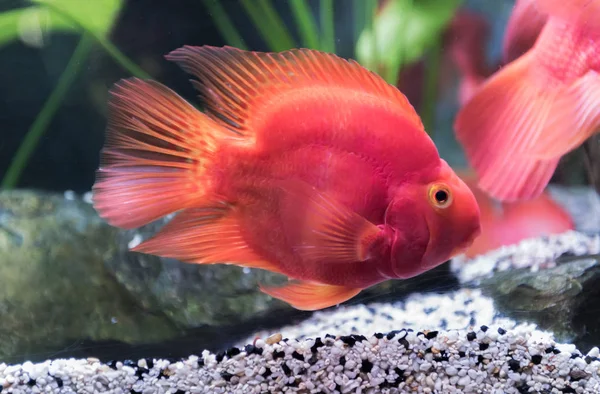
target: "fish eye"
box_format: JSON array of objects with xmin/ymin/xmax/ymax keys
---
[{"xmin": 428, "ymin": 184, "xmax": 453, "ymax": 209}]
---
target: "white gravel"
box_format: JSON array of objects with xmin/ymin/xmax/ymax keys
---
[
  {"xmin": 2, "ymin": 287, "xmax": 599, "ymax": 393},
  {"xmin": 1, "ymin": 323, "xmax": 598, "ymax": 393},
  {"xmin": 451, "ymin": 231, "xmax": 600, "ymax": 284}
]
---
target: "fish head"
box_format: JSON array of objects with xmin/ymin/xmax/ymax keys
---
[
  {"xmin": 418, "ymin": 159, "xmax": 482, "ymax": 271},
  {"xmin": 382, "ymin": 160, "xmax": 480, "ymax": 278}
]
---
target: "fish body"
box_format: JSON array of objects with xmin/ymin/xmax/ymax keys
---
[
  {"xmin": 455, "ymin": 0, "xmax": 600, "ymax": 201},
  {"xmin": 93, "ymin": 46, "xmax": 481, "ymax": 310}
]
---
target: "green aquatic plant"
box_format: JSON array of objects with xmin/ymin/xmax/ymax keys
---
[
  {"xmin": 2, "ymin": 0, "xmax": 459, "ymax": 189},
  {"xmin": 356, "ymin": 0, "xmax": 461, "ymax": 81},
  {"xmin": 356, "ymin": 0, "xmax": 462, "ymax": 132},
  {"xmin": 204, "ymin": 0, "xmax": 460, "ymax": 134},
  {"xmin": 1, "ymin": 0, "xmax": 149, "ymax": 189}
]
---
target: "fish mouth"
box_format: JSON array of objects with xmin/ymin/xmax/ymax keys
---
[
  {"xmin": 420, "ymin": 212, "xmax": 437, "ymax": 271},
  {"xmin": 380, "ymin": 227, "xmax": 400, "ymax": 279},
  {"xmin": 448, "ymin": 225, "xmax": 481, "ymax": 259}
]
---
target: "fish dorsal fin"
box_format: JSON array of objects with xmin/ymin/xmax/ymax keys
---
[{"xmin": 165, "ymin": 45, "xmax": 424, "ymax": 135}]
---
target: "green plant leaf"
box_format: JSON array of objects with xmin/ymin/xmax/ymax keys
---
[
  {"xmin": 289, "ymin": 0, "xmax": 319, "ymax": 49},
  {"xmin": 201, "ymin": 0, "xmax": 247, "ymax": 49},
  {"xmin": 240, "ymin": 0, "xmax": 296, "ymax": 52},
  {"xmin": 2, "ymin": 33, "xmax": 95, "ymax": 189},
  {"xmin": 0, "ymin": 0, "xmax": 123, "ymax": 49},
  {"xmin": 31, "ymin": 0, "xmax": 123, "ymax": 37},
  {"xmin": 355, "ymin": 0, "xmax": 462, "ymax": 85},
  {"xmin": 0, "ymin": 6, "xmax": 71, "ymax": 48}
]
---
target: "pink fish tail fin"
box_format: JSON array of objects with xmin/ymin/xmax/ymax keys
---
[
  {"xmin": 92, "ymin": 78, "xmax": 241, "ymax": 229},
  {"xmin": 530, "ymin": 71, "xmax": 600, "ymax": 158},
  {"xmin": 454, "ymin": 51, "xmax": 567, "ymax": 201}
]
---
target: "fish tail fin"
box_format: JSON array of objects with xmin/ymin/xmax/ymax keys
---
[
  {"xmin": 478, "ymin": 157, "xmax": 560, "ymax": 202},
  {"xmin": 454, "ymin": 51, "xmax": 565, "ymax": 201},
  {"xmin": 93, "ymin": 78, "xmax": 239, "ymax": 229}
]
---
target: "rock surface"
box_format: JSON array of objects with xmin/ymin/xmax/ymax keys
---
[
  {"xmin": 0, "ymin": 189, "xmax": 455, "ymax": 363},
  {"xmin": 0, "ymin": 190, "xmax": 179, "ymax": 362},
  {"xmin": 0, "ymin": 186, "xmax": 598, "ymax": 362},
  {"xmin": 452, "ymin": 231, "xmax": 600, "ymax": 352}
]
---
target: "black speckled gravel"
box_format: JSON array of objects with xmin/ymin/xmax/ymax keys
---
[{"xmin": 1, "ymin": 326, "xmax": 599, "ymax": 393}]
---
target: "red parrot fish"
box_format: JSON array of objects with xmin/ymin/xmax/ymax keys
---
[
  {"xmin": 458, "ymin": 171, "xmax": 573, "ymax": 258},
  {"xmin": 92, "ymin": 46, "xmax": 481, "ymax": 311},
  {"xmin": 454, "ymin": 0, "xmax": 600, "ymax": 202}
]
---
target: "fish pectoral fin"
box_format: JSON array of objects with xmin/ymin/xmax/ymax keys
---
[
  {"xmin": 259, "ymin": 281, "xmax": 362, "ymax": 311},
  {"xmin": 132, "ymin": 200, "xmax": 282, "ymax": 274},
  {"xmin": 277, "ymin": 180, "xmax": 381, "ymax": 264},
  {"xmin": 530, "ymin": 70, "xmax": 600, "ymax": 160}
]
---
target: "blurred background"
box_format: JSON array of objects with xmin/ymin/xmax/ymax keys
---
[{"xmin": 0, "ymin": 0, "xmax": 548, "ymax": 193}]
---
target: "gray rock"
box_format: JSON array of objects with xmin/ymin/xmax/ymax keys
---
[
  {"xmin": 479, "ymin": 255, "xmax": 600, "ymax": 347},
  {"xmin": 0, "ymin": 190, "xmax": 179, "ymax": 362},
  {"xmin": 453, "ymin": 230, "xmax": 600, "ymax": 351},
  {"xmin": 107, "ymin": 218, "xmax": 289, "ymax": 329},
  {"xmin": 547, "ymin": 185, "xmax": 600, "ymax": 234}
]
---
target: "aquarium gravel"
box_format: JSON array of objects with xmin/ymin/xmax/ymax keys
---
[
  {"xmin": 1, "ymin": 287, "xmax": 599, "ymax": 393},
  {"xmin": 451, "ymin": 230, "xmax": 600, "ymax": 284},
  {"xmin": 2, "ymin": 196, "xmax": 598, "ymax": 393},
  {"xmin": 1, "ymin": 324, "xmax": 599, "ymax": 393}
]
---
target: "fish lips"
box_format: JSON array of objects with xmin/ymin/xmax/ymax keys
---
[{"xmin": 388, "ymin": 225, "xmax": 431, "ymax": 279}]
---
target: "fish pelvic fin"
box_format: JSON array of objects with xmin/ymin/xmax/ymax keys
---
[
  {"xmin": 454, "ymin": 50, "xmax": 573, "ymax": 201},
  {"xmin": 259, "ymin": 280, "xmax": 362, "ymax": 311},
  {"xmin": 165, "ymin": 45, "xmax": 425, "ymax": 136},
  {"xmin": 133, "ymin": 201, "xmax": 282, "ymax": 273},
  {"xmin": 93, "ymin": 78, "xmax": 245, "ymax": 229}
]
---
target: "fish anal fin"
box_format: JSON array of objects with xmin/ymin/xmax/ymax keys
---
[
  {"xmin": 132, "ymin": 202, "xmax": 282, "ymax": 274},
  {"xmin": 277, "ymin": 180, "xmax": 382, "ymax": 264},
  {"xmin": 165, "ymin": 45, "xmax": 425, "ymax": 135},
  {"xmin": 530, "ymin": 71, "xmax": 600, "ymax": 159},
  {"xmin": 259, "ymin": 281, "xmax": 362, "ymax": 311}
]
